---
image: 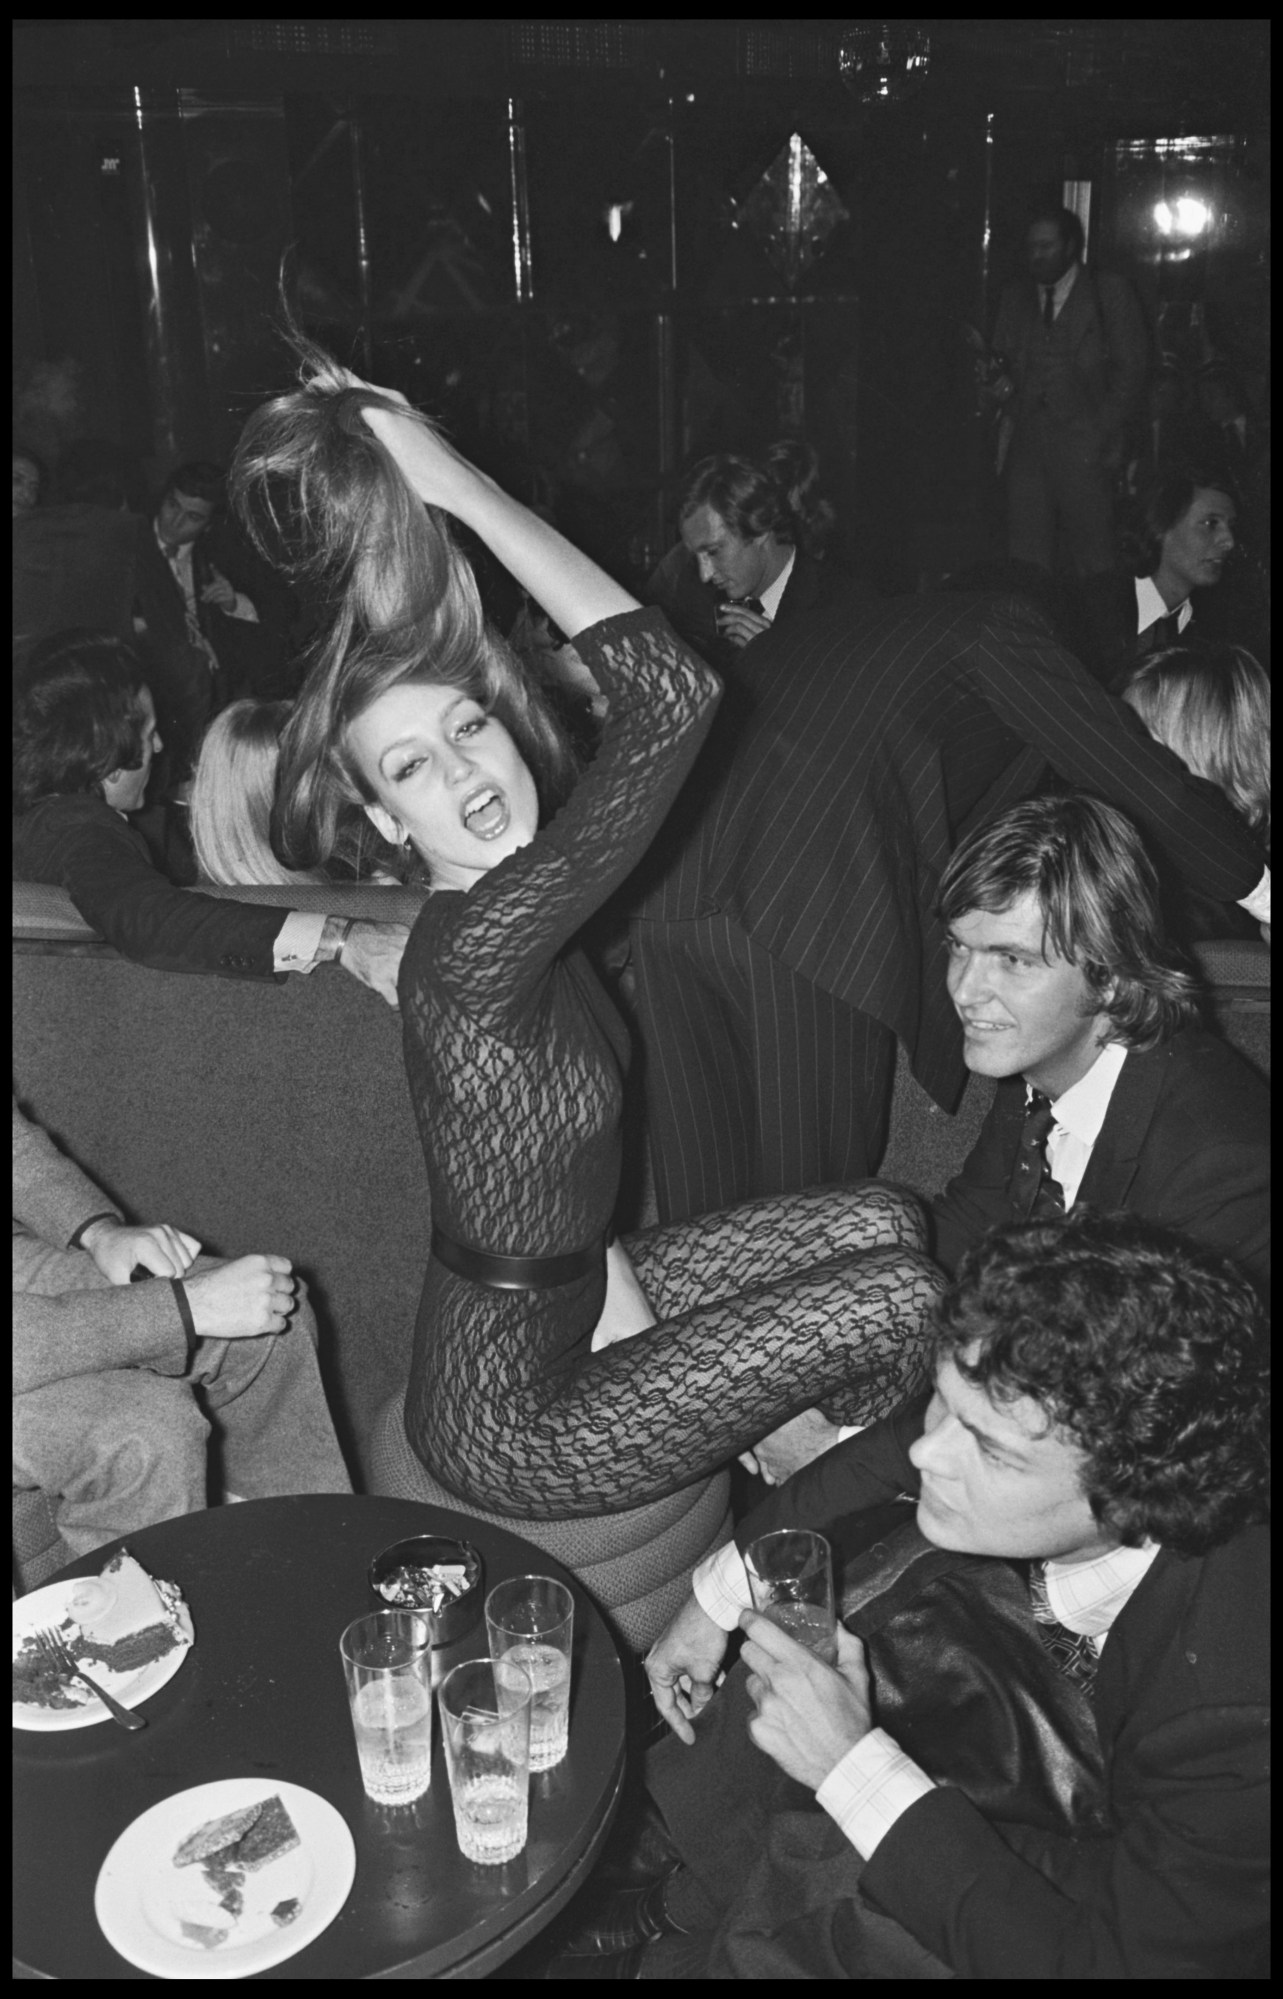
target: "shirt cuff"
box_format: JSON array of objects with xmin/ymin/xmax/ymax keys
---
[
  {"xmin": 274, "ymin": 911, "xmax": 328, "ymax": 974},
  {"xmin": 1237, "ymin": 866, "xmax": 1270, "ymax": 925},
  {"xmin": 816, "ymin": 1727, "xmax": 937, "ymax": 1860},
  {"xmin": 692, "ymin": 1539, "xmax": 753, "ymax": 1630},
  {"xmin": 229, "ymin": 592, "xmax": 259, "ymax": 623}
]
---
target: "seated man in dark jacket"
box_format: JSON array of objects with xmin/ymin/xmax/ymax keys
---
[
  {"xmin": 631, "ymin": 1211, "xmax": 1269, "ymax": 1981},
  {"xmin": 743, "ymin": 791, "xmax": 1268, "ymax": 1487},
  {"xmin": 13, "ymin": 630, "xmax": 406, "ymax": 998}
]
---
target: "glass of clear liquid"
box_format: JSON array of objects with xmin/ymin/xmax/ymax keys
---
[
  {"xmin": 485, "ymin": 1575, "xmax": 574, "ymax": 1773},
  {"xmin": 339, "ymin": 1610, "xmax": 434, "ymax": 1806},
  {"xmin": 438, "ymin": 1656, "xmax": 533, "ymax": 1865},
  {"xmin": 744, "ymin": 1530, "xmax": 839, "ymax": 1664}
]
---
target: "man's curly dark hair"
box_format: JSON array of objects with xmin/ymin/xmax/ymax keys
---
[{"xmin": 933, "ymin": 1211, "xmax": 1268, "ymax": 1558}]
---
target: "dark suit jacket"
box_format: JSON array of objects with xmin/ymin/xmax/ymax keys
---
[
  {"xmin": 993, "ymin": 265, "xmax": 1149, "ymax": 448},
  {"xmin": 741, "ymin": 1410, "xmax": 1270, "ymax": 1981},
  {"xmin": 134, "ymin": 524, "xmax": 265, "ymax": 768},
  {"xmin": 12, "ymin": 793, "xmax": 286, "ymax": 980},
  {"xmin": 932, "ymin": 1030, "xmax": 1270, "ymax": 1294},
  {"xmin": 643, "ymin": 542, "xmax": 858, "ymax": 675},
  {"xmin": 629, "ymin": 593, "xmax": 1265, "ymax": 1112}
]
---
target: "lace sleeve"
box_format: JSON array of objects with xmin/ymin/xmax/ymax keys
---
[{"xmin": 422, "ymin": 608, "xmax": 719, "ymax": 1037}]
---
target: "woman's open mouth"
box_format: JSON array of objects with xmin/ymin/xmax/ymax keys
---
[{"xmin": 461, "ymin": 786, "xmax": 510, "ymax": 839}]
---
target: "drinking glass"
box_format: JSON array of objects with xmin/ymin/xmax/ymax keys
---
[
  {"xmin": 438, "ymin": 1656, "xmax": 533, "ymax": 1865},
  {"xmin": 744, "ymin": 1530, "xmax": 838, "ymax": 1664},
  {"xmin": 339, "ymin": 1610, "xmax": 433, "ymax": 1806},
  {"xmin": 485, "ymin": 1575, "xmax": 574, "ymax": 1773}
]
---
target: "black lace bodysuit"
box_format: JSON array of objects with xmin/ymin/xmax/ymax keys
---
[{"xmin": 401, "ymin": 610, "xmax": 937, "ymax": 1516}]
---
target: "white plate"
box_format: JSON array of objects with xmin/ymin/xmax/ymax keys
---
[
  {"xmin": 12, "ymin": 1576, "xmax": 195, "ymax": 1732},
  {"xmin": 95, "ymin": 1778, "xmax": 356, "ymax": 1979}
]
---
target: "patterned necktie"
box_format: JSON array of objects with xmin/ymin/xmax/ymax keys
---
[
  {"xmin": 1015, "ymin": 1091, "xmax": 1066, "ymax": 1222},
  {"xmin": 1041, "ymin": 285, "xmax": 1056, "ymax": 329},
  {"xmin": 1028, "ymin": 1561, "xmax": 1098, "ymax": 1696}
]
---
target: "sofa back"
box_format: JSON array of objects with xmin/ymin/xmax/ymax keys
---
[{"xmin": 14, "ymin": 881, "xmax": 1268, "ymax": 1483}]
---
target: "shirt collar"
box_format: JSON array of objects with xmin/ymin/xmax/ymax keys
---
[
  {"xmin": 1045, "ymin": 261, "xmax": 1079, "ymax": 312},
  {"xmin": 1044, "ymin": 1539, "xmax": 1161, "ymax": 1640},
  {"xmin": 759, "ymin": 547, "xmax": 796, "ymax": 622},
  {"xmin": 1030, "ymin": 1040, "xmax": 1128, "ymax": 1149},
  {"xmin": 1134, "ymin": 572, "xmax": 1192, "ymax": 635}
]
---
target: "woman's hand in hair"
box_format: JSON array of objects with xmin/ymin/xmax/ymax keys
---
[{"xmin": 335, "ymin": 369, "xmax": 478, "ymax": 519}]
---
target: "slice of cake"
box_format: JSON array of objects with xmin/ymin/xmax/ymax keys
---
[
  {"xmin": 63, "ymin": 1549, "xmax": 188, "ymax": 1676},
  {"xmin": 236, "ymin": 1795, "xmax": 302, "ymax": 1873},
  {"xmin": 174, "ymin": 1802, "xmax": 267, "ymax": 1870}
]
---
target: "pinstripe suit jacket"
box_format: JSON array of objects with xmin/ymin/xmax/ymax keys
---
[{"xmin": 629, "ymin": 593, "xmax": 1264, "ymax": 1112}]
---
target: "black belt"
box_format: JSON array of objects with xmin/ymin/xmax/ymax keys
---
[{"xmin": 431, "ymin": 1227, "xmax": 606, "ymax": 1292}]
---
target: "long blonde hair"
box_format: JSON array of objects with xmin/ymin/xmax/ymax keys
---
[
  {"xmin": 230, "ymin": 328, "xmax": 577, "ymax": 873},
  {"xmin": 190, "ymin": 700, "xmax": 328, "ymax": 886},
  {"xmin": 1121, "ymin": 642, "xmax": 1270, "ymax": 848}
]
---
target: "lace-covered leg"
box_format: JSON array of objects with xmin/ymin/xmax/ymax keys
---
[
  {"xmin": 621, "ymin": 1182, "xmax": 928, "ymax": 1318},
  {"xmin": 417, "ymin": 1185, "xmax": 942, "ymax": 1519}
]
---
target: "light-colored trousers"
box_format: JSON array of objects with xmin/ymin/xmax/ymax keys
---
[{"xmin": 13, "ymin": 1249, "xmax": 351, "ymax": 1557}]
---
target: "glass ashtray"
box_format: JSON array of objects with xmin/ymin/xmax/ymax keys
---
[{"xmin": 367, "ymin": 1536, "xmax": 484, "ymax": 1645}]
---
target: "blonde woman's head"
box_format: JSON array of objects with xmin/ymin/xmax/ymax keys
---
[
  {"xmin": 1121, "ymin": 642, "xmax": 1270, "ymax": 846},
  {"xmin": 191, "ymin": 699, "xmax": 327, "ymax": 886}
]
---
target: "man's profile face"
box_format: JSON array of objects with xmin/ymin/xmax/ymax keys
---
[
  {"xmin": 946, "ymin": 892, "xmax": 1112, "ymax": 1100},
  {"xmin": 1158, "ymin": 487, "xmax": 1237, "ymax": 597},
  {"xmin": 910, "ymin": 1353, "xmax": 1109, "ymax": 1562},
  {"xmin": 680, "ymin": 502, "xmax": 774, "ymax": 602},
  {"xmin": 1025, "ymin": 220, "xmax": 1075, "ymax": 287},
  {"xmin": 156, "ymin": 486, "xmax": 214, "ymax": 548}
]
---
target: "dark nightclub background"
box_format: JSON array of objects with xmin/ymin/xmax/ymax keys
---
[{"xmin": 13, "ymin": 19, "xmax": 1271, "ymax": 594}]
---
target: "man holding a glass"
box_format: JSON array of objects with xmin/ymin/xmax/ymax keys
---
[{"xmin": 595, "ymin": 1211, "xmax": 1268, "ymax": 1981}]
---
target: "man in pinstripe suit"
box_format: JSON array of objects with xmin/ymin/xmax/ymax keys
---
[{"xmin": 627, "ymin": 590, "xmax": 1269, "ymax": 1226}]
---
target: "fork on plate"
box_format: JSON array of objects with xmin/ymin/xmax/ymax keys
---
[{"xmin": 33, "ymin": 1624, "xmax": 149, "ymax": 1731}]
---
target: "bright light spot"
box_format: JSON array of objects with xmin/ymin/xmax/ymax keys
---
[
  {"xmin": 605, "ymin": 202, "xmax": 634, "ymax": 243},
  {"xmin": 1154, "ymin": 196, "xmax": 1212, "ymax": 239}
]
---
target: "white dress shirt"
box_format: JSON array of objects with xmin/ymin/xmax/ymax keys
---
[
  {"xmin": 1133, "ymin": 571, "xmax": 1193, "ymax": 641},
  {"xmin": 1041, "ymin": 260, "xmax": 1080, "ymax": 323},
  {"xmin": 758, "ymin": 549, "xmax": 796, "ymax": 622}
]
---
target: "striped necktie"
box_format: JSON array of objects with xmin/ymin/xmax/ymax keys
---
[{"xmin": 1028, "ymin": 1561, "xmax": 1098, "ymax": 1696}]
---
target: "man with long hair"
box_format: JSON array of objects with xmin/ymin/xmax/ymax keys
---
[
  {"xmin": 629, "ymin": 1211, "xmax": 1270, "ymax": 1980},
  {"xmin": 929, "ymin": 792, "xmax": 1268, "ymax": 1291},
  {"xmin": 738, "ymin": 790, "xmax": 1267, "ymax": 1492}
]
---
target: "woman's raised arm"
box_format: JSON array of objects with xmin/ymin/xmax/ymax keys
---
[{"xmin": 350, "ymin": 381, "xmax": 638, "ymax": 639}]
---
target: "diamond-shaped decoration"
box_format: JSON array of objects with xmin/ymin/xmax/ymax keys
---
[{"xmin": 735, "ymin": 134, "xmax": 849, "ymax": 292}]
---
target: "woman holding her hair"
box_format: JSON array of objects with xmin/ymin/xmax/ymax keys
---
[{"xmin": 232, "ymin": 350, "xmax": 940, "ymax": 1641}]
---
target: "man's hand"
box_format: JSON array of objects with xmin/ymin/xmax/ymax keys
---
[
  {"xmin": 644, "ymin": 1594, "xmax": 731, "ymax": 1745},
  {"xmin": 199, "ymin": 570, "xmax": 237, "ymax": 613},
  {"xmin": 740, "ymin": 1613, "xmax": 873, "ymax": 1791},
  {"xmin": 739, "ymin": 1405, "xmax": 847, "ymax": 1485},
  {"xmin": 80, "ymin": 1217, "xmax": 200, "ymax": 1286},
  {"xmin": 715, "ymin": 603, "xmax": 773, "ymax": 649},
  {"xmin": 337, "ymin": 922, "xmax": 410, "ymax": 1007},
  {"xmin": 183, "ymin": 1255, "xmax": 297, "ymax": 1341}
]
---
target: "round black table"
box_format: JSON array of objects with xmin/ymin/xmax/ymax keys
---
[{"xmin": 13, "ymin": 1496, "xmax": 627, "ymax": 1979}]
